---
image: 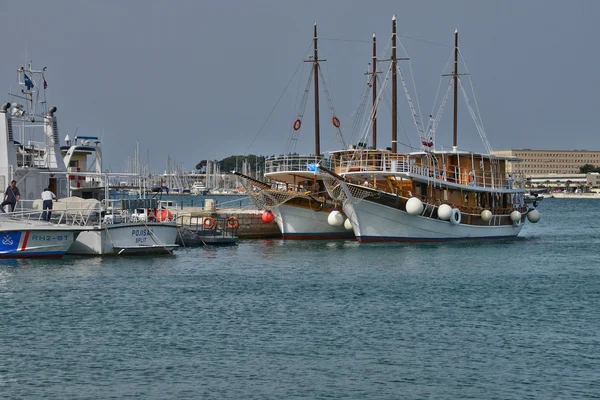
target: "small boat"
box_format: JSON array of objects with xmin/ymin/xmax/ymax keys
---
[
  {"xmin": 60, "ymin": 197, "xmax": 179, "ymax": 256},
  {"xmin": 177, "ymin": 216, "xmax": 238, "ymax": 246},
  {"xmin": 0, "ymin": 213, "xmax": 83, "ymax": 258},
  {"xmin": 190, "ymin": 181, "xmax": 208, "ymax": 195}
]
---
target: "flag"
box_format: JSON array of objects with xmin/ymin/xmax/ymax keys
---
[
  {"xmin": 43, "ymin": 74, "xmax": 48, "ymax": 89},
  {"xmin": 24, "ymin": 73, "xmax": 34, "ymax": 90}
]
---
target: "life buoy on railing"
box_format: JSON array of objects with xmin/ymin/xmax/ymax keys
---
[
  {"xmin": 203, "ymin": 217, "xmax": 216, "ymax": 230},
  {"xmin": 468, "ymin": 171, "xmax": 475, "ymax": 185},
  {"xmin": 293, "ymin": 119, "xmax": 302, "ymax": 131},
  {"xmin": 332, "ymin": 116, "xmax": 341, "ymax": 128},
  {"xmin": 450, "ymin": 208, "xmax": 462, "ymax": 225},
  {"xmin": 227, "ymin": 216, "xmax": 239, "ymax": 229}
]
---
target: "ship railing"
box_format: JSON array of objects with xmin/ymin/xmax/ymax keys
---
[
  {"xmin": 178, "ymin": 215, "xmax": 239, "ymax": 237},
  {"xmin": 7, "ymin": 199, "xmax": 103, "ymax": 226},
  {"xmin": 265, "ymin": 155, "xmax": 333, "ymax": 174},
  {"xmin": 405, "ymin": 163, "xmax": 523, "ymax": 190},
  {"xmin": 334, "ymin": 152, "xmax": 410, "ymax": 174}
]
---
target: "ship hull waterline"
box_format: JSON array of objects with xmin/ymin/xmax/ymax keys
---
[
  {"xmin": 273, "ymin": 203, "xmax": 355, "ymax": 240},
  {"xmin": 344, "ymin": 199, "xmax": 524, "ymax": 242}
]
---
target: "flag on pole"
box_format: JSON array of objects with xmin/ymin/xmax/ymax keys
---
[
  {"xmin": 43, "ymin": 75, "xmax": 48, "ymax": 89},
  {"xmin": 24, "ymin": 73, "xmax": 34, "ymax": 90}
]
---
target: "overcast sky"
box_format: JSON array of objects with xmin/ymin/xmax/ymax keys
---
[{"xmin": 1, "ymin": 1, "xmax": 598, "ymax": 172}]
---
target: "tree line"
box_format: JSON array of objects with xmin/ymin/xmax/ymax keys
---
[
  {"xmin": 579, "ymin": 164, "xmax": 600, "ymax": 173},
  {"xmin": 195, "ymin": 155, "xmax": 267, "ymax": 173}
]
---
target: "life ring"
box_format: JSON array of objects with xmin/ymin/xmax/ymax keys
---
[
  {"xmin": 450, "ymin": 208, "xmax": 461, "ymax": 225},
  {"xmin": 293, "ymin": 119, "xmax": 302, "ymax": 131},
  {"xmin": 468, "ymin": 171, "xmax": 475, "ymax": 184},
  {"xmin": 332, "ymin": 116, "xmax": 341, "ymax": 128},
  {"xmin": 227, "ymin": 216, "xmax": 240, "ymax": 229},
  {"xmin": 203, "ymin": 217, "xmax": 216, "ymax": 230}
]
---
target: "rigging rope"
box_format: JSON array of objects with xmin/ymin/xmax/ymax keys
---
[
  {"xmin": 318, "ymin": 68, "xmax": 348, "ymax": 149},
  {"xmin": 246, "ymin": 42, "xmax": 313, "ymax": 153},
  {"xmin": 286, "ymin": 69, "xmax": 314, "ymax": 154}
]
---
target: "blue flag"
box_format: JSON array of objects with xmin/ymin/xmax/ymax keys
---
[{"xmin": 24, "ymin": 73, "xmax": 34, "ymax": 90}]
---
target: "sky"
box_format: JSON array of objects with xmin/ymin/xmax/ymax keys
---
[{"xmin": 1, "ymin": 0, "xmax": 598, "ymax": 173}]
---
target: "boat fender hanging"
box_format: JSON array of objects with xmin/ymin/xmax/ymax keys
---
[
  {"xmin": 406, "ymin": 197, "xmax": 424, "ymax": 216},
  {"xmin": 344, "ymin": 218, "xmax": 353, "ymax": 231},
  {"xmin": 481, "ymin": 209, "xmax": 492, "ymax": 222},
  {"xmin": 510, "ymin": 210, "xmax": 522, "ymax": 226},
  {"xmin": 227, "ymin": 216, "xmax": 240, "ymax": 229},
  {"xmin": 203, "ymin": 217, "xmax": 216, "ymax": 230},
  {"xmin": 262, "ymin": 210, "xmax": 275, "ymax": 223},
  {"xmin": 293, "ymin": 119, "xmax": 302, "ymax": 131},
  {"xmin": 438, "ymin": 204, "xmax": 452, "ymax": 221},
  {"xmin": 527, "ymin": 209, "xmax": 541, "ymax": 223},
  {"xmin": 327, "ymin": 209, "xmax": 344, "ymax": 226},
  {"xmin": 332, "ymin": 116, "xmax": 341, "ymax": 128},
  {"xmin": 450, "ymin": 208, "xmax": 461, "ymax": 225}
]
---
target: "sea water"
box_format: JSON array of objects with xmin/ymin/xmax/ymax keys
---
[{"xmin": 0, "ymin": 199, "xmax": 598, "ymax": 399}]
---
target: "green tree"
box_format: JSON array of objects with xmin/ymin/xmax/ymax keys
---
[{"xmin": 579, "ymin": 164, "xmax": 600, "ymax": 173}]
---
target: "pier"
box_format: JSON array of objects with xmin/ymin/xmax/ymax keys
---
[{"xmin": 176, "ymin": 205, "xmax": 281, "ymax": 239}]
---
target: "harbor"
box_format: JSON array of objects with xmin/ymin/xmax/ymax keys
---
[{"xmin": 2, "ymin": 1, "xmax": 599, "ymax": 398}]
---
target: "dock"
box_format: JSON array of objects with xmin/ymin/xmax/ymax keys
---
[{"xmin": 176, "ymin": 206, "xmax": 281, "ymax": 239}]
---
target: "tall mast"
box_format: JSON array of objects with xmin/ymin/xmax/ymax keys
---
[
  {"xmin": 391, "ymin": 15, "xmax": 398, "ymax": 153},
  {"xmin": 313, "ymin": 23, "xmax": 321, "ymax": 157},
  {"xmin": 372, "ymin": 33, "xmax": 377, "ymax": 149},
  {"xmin": 453, "ymin": 29, "xmax": 458, "ymax": 150}
]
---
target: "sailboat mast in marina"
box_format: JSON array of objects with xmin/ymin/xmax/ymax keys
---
[
  {"xmin": 235, "ymin": 23, "xmax": 354, "ymax": 240},
  {"xmin": 320, "ymin": 23, "xmax": 541, "ymax": 242}
]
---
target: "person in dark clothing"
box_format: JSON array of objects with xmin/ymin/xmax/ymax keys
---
[
  {"xmin": 0, "ymin": 180, "xmax": 20, "ymax": 213},
  {"xmin": 41, "ymin": 187, "xmax": 57, "ymax": 221}
]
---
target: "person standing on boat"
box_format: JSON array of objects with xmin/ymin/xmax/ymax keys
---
[
  {"xmin": 41, "ymin": 187, "xmax": 57, "ymax": 221},
  {"xmin": 0, "ymin": 180, "xmax": 20, "ymax": 213}
]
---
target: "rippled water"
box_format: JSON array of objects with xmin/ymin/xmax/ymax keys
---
[{"xmin": 1, "ymin": 199, "xmax": 598, "ymax": 399}]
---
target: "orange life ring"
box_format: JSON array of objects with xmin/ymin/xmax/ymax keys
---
[
  {"xmin": 227, "ymin": 216, "xmax": 239, "ymax": 229},
  {"xmin": 157, "ymin": 209, "xmax": 173, "ymax": 222},
  {"xmin": 332, "ymin": 116, "xmax": 340, "ymax": 128},
  {"xmin": 203, "ymin": 217, "xmax": 215, "ymax": 230},
  {"xmin": 293, "ymin": 119, "xmax": 302, "ymax": 131}
]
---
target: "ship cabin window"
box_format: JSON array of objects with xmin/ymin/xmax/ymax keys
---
[{"xmin": 69, "ymin": 160, "xmax": 79, "ymax": 168}]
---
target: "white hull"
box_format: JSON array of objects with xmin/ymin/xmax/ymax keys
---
[
  {"xmin": 0, "ymin": 221, "xmax": 81, "ymax": 258},
  {"xmin": 344, "ymin": 199, "xmax": 524, "ymax": 242},
  {"xmin": 274, "ymin": 204, "xmax": 354, "ymax": 240},
  {"xmin": 68, "ymin": 222, "xmax": 179, "ymax": 255}
]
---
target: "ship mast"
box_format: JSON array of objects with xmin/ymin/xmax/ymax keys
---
[
  {"xmin": 372, "ymin": 34, "xmax": 378, "ymax": 149},
  {"xmin": 391, "ymin": 16, "xmax": 397, "ymax": 153},
  {"xmin": 452, "ymin": 29, "xmax": 458, "ymax": 150},
  {"xmin": 313, "ymin": 23, "xmax": 321, "ymax": 158}
]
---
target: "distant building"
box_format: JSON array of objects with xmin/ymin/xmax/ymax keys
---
[
  {"xmin": 588, "ymin": 172, "xmax": 600, "ymax": 188},
  {"xmin": 491, "ymin": 149, "xmax": 600, "ymax": 175}
]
